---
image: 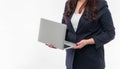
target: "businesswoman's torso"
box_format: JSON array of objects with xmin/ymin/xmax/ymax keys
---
[{"xmin": 62, "ymin": 0, "xmax": 115, "ymax": 69}]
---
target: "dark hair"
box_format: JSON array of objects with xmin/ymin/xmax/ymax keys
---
[{"xmin": 63, "ymin": 0, "xmax": 98, "ymax": 22}]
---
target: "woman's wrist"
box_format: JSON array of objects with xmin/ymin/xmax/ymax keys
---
[{"xmin": 86, "ymin": 38, "xmax": 95, "ymax": 45}]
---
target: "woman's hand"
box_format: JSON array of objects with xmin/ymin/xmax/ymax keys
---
[
  {"xmin": 73, "ymin": 38, "xmax": 95, "ymax": 49},
  {"xmin": 73, "ymin": 39, "xmax": 88, "ymax": 49},
  {"xmin": 45, "ymin": 44, "xmax": 56, "ymax": 49}
]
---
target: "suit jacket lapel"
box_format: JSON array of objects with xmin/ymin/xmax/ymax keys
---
[
  {"xmin": 67, "ymin": 9, "xmax": 85, "ymax": 33},
  {"xmin": 76, "ymin": 11, "xmax": 85, "ymax": 33}
]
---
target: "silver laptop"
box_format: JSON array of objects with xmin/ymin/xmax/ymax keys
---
[{"xmin": 38, "ymin": 18, "xmax": 76, "ymax": 50}]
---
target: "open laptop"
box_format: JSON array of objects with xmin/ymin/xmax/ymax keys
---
[{"xmin": 38, "ymin": 18, "xmax": 76, "ymax": 50}]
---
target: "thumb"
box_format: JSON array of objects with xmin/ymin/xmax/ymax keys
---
[{"xmin": 76, "ymin": 41, "xmax": 82, "ymax": 46}]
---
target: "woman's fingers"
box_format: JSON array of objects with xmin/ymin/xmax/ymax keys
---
[
  {"xmin": 45, "ymin": 44, "xmax": 56, "ymax": 49},
  {"xmin": 73, "ymin": 45, "xmax": 82, "ymax": 49},
  {"xmin": 48, "ymin": 45, "xmax": 56, "ymax": 48},
  {"xmin": 73, "ymin": 40, "xmax": 88, "ymax": 49}
]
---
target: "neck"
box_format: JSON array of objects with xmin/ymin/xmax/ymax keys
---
[{"xmin": 78, "ymin": 0, "xmax": 86, "ymax": 2}]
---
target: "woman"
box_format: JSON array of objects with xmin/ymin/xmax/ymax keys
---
[{"xmin": 49, "ymin": 0, "xmax": 115, "ymax": 69}]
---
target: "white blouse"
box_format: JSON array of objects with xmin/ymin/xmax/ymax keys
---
[{"xmin": 71, "ymin": 13, "xmax": 83, "ymax": 32}]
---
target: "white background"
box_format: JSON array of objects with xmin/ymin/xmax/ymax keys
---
[{"xmin": 0, "ymin": 0, "xmax": 120, "ymax": 69}]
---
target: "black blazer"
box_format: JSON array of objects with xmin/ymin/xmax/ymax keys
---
[{"xmin": 62, "ymin": 0, "xmax": 115, "ymax": 69}]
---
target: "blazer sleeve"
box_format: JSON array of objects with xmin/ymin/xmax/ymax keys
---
[{"xmin": 93, "ymin": 7, "xmax": 115, "ymax": 49}]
